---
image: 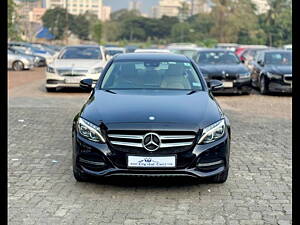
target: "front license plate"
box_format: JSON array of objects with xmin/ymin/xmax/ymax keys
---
[
  {"xmin": 127, "ymin": 156, "xmax": 176, "ymax": 168},
  {"xmin": 223, "ymin": 81, "xmax": 233, "ymax": 88},
  {"xmin": 65, "ymin": 77, "xmax": 84, "ymax": 84}
]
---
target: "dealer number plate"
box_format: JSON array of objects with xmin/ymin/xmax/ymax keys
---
[
  {"xmin": 223, "ymin": 81, "xmax": 233, "ymax": 88},
  {"xmin": 127, "ymin": 156, "xmax": 176, "ymax": 168},
  {"xmin": 65, "ymin": 77, "xmax": 84, "ymax": 84}
]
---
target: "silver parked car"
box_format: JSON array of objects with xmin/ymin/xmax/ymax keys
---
[{"xmin": 8, "ymin": 49, "xmax": 34, "ymax": 71}]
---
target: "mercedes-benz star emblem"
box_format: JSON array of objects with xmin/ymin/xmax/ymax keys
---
[
  {"xmin": 142, "ymin": 133, "xmax": 161, "ymax": 151},
  {"xmin": 149, "ymin": 116, "xmax": 155, "ymax": 121}
]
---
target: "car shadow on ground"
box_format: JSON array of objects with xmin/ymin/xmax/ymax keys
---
[
  {"xmin": 90, "ymin": 176, "xmax": 212, "ymax": 188},
  {"xmin": 43, "ymin": 87, "xmax": 91, "ymax": 93}
]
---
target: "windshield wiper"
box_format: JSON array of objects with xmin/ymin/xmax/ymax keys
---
[
  {"xmin": 103, "ymin": 89, "xmax": 116, "ymax": 94},
  {"xmin": 187, "ymin": 90, "xmax": 200, "ymax": 95}
]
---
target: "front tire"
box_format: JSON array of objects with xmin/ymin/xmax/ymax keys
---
[
  {"xmin": 12, "ymin": 61, "xmax": 24, "ymax": 71},
  {"xmin": 46, "ymin": 87, "xmax": 56, "ymax": 92},
  {"xmin": 209, "ymin": 167, "xmax": 229, "ymax": 183},
  {"xmin": 259, "ymin": 76, "xmax": 268, "ymax": 95},
  {"xmin": 73, "ymin": 166, "xmax": 90, "ymax": 182}
]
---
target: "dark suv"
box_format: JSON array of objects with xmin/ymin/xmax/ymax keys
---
[
  {"xmin": 250, "ymin": 50, "xmax": 292, "ymax": 94},
  {"xmin": 72, "ymin": 53, "xmax": 231, "ymax": 183}
]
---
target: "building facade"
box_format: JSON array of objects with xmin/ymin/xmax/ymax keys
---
[
  {"xmin": 251, "ymin": 0, "xmax": 270, "ymax": 14},
  {"xmin": 152, "ymin": 0, "xmax": 190, "ymax": 18},
  {"xmin": 29, "ymin": 7, "xmax": 47, "ymax": 24},
  {"xmin": 45, "ymin": 0, "xmax": 111, "ymax": 21}
]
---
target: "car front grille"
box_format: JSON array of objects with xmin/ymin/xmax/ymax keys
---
[
  {"xmin": 283, "ymin": 74, "xmax": 292, "ymax": 84},
  {"xmin": 210, "ymin": 74, "xmax": 239, "ymax": 81},
  {"xmin": 56, "ymin": 69, "xmax": 89, "ymax": 76},
  {"xmin": 107, "ymin": 130, "xmax": 198, "ymax": 154}
]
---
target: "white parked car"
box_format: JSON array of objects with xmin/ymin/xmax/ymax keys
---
[
  {"xmin": 45, "ymin": 45, "xmax": 107, "ymax": 92},
  {"xmin": 8, "ymin": 49, "xmax": 34, "ymax": 71}
]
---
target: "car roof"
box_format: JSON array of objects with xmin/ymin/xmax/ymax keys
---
[
  {"xmin": 260, "ymin": 49, "xmax": 292, "ymax": 54},
  {"xmin": 114, "ymin": 53, "xmax": 190, "ymax": 61},
  {"xmin": 196, "ymin": 48, "xmax": 236, "ymax": 53},
  {"xmin": 64, "ymin": 45, "xmax": 101, "ymax": 48}
]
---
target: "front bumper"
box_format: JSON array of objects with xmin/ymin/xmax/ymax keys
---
[
  {"xmin": 211, "ymin": 79, "xmax": 251, "ymax": 94},
  {"xmin": 45, "ymin": 72, "xmax": 99, "ymax": 88},
  {"xmin": 72, "ymin": 131, "xmax": 230, "ymax": 179},
  {"xmin": 268, "ymin": 80, "xmax": 292, "ymax": 93}
]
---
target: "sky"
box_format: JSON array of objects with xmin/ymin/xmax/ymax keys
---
[{"xmin": 103, "ymin": 0, "xmax": 159, "ymax": 15}]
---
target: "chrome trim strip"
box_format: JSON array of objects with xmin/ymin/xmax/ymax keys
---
[
  {"xmin": 79, "ymin": 158, "xmax": 105, "ymax": 166},
  {"xmin": 108, "ymin": 134, "xmax": 143, "ymax": 139},
  {"xmin": 110, "ymin": 141, "xmax": 143, "ymax": 148},
  {"xmin": 197, "ymin": 160, "xmax": 224, "ymax": 167},
  {"xmin": 160, "ymin": 142, "xmax": 193, "ymax": 148},
  {"xmin": 160, "ymin": 135, "xmax": 195, "ymax": 140}
]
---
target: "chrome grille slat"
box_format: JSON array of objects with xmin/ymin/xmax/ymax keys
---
[
  {"xmin": 160, "ymin": 142, "xmax": 194, "ymax": 148},
  {"xmin": 160, "ymin": 135, "xmax": 195, "ymax": 140},
  {"xmin": 108, "ymin": 134, "xmax": 143, "ymax": 139},
  {"xmin": 110, "ymin": 141, "xmax": 143, "ymax": 148}
]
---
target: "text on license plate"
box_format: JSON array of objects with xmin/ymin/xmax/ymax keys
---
[
  {"xmin": 65, "ymin": 77, "xmax": 84, "ymax": 83},
  {"xmin": 223, "ymin": 81, "xmax": 233, "ymax": 88},
  {"xmin": 127, "ymin": 156, "xmax": 176, "ymax": 168}
]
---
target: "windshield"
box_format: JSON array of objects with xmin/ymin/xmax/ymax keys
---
[
  {"xmin": 58, "ymin": 47, "xmax": 102, "ymax": 59},
  {"xmin": 100, "ymin": 61, "xmax": 203, "ymax": 90},
  {"xmin": 265, "ymin": 52, "xmax": 292, "ymax": 65},
  {"xmin": 197, "ymin": 51, "xmax": 240, "ymax": 64}
]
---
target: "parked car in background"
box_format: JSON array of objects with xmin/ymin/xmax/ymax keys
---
[
  {"xmin": 239, "ymin": 48, "xmax": 268, "ymax": 67},
  {"xmin": 8, "ymin": 49, "xmax": 34, "ymax": 71},
  {"xmin": 125, "ymin": 45, "xmax": 138, "ymax": 53},
  {"xmin": 9, "ymin": 47, "xmax": 47, "ymax": 67},
  {"xmin": 45, "ymin": 45, "xmax": 107, "ymax": 92},
  {"xmin": 283, "ymin": 44, "xmax": 292, "ymax": 50},
  {"xmin": 235, "ymin": 45, "xmax": 268, "ymax": 57},
  {"xmin": 8, "ymin": 42, "xmax": 55, "ymax": 65},
  {"xmin": 134, "ymin": 49, "xmax": 171, "ymax": 53},
  {"xmin": 215, "ymin": 43, "xmax": 238, "ymax": 52},
  {"xmin": 104, "ymin": 47, "xmax": 126, "ymax": 60},
  {"xmin": 167, "ymin": 45, "xmax": 204, "ymax": 59},
  {"xmin": 73, "ymin": 53, "xmax": 231, "ymax": 183},
  {"xmin": 194, "ymin": 49, "xmax": 252, "ymax": 94},
  {"xmin": 250, "ymin": 49, "xmax": 292, "ymax": 94}
]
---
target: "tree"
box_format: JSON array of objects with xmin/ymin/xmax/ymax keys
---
[
  {"xmin": 8, "ymin": 0, "xmax": 20, "ymax": 40},
  {"xmin": 171, "ymin": 22, "xmax": 193, "ymax": 42},
  {"xmin": 42, "ymin": 7, "xmax": 74, "ymax": 40},
  {"xmin": 70, "ymin": 14, "xmax": 90, "ymax": 40},
  {"xmin": 91, "ymin": 22, "xmax": 102, "ymax": 44}
]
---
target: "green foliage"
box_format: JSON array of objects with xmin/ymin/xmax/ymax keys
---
[
  {"xmin": 91, "ymin": 22, "xmax": 102, "ymax": 44},
  {"xmin": 8, "ymin": 0, "xmax": 20, "ymax": 40}
]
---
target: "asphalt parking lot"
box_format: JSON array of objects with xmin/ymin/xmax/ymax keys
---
[{"xmin": 8, "ymin": 68, "xmax": 292, "ymax": 225}]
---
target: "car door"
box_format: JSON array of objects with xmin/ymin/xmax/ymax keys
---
[{"xmin": 7, "ymin": 50, "xmax": 15, "ymax": 68}]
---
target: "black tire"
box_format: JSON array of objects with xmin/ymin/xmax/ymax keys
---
[
  {"xmin": 209, "ymin": 167, "xmax": 229, "ymax": 183},
  {"xmin": 12, "ymin": 61, "xmax": 24, "ymax": 71},
  {"xmin": 73, "ymin": 166, "xmax": 90, "ymax": 182},
  {"xmin": 46, "ymin": 87, "xmax": 56, "ymax": 92},
  {"xmin": 242, "ymin": 90, "xmax": 251, "ymax": 95},
  {"xmin": 259, "ymin": 76, "xmax": 268, "ymax": 95}
]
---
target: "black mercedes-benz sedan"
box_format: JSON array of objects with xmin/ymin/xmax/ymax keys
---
[
  {"xmin": 250, "ymin": 49, "xmax": 292, "ymax": 94},
  {"xmin": 193, "ymin": 49, "xmax": 252, "ymax": 94},
  {"xmin": 72, "ymin": 53, "xmax": 231, "ymax": 183}
]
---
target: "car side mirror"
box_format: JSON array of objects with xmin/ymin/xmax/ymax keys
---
[
  {"xmin": 80, "ymin": 79, "xmax": 93, "ymax": 90},
  {"xmin": 207, "ymin": 80, "xmax": 223, "ymax": 90}
]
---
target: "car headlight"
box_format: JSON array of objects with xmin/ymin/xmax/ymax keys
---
[
  {"xmin": 90, "ymin": 67, "xmax": 103, "ymax": 74},
  {"xmin": 198, "ymin": 119, "xmax": 225, "ymax": 144},
  {"xmin": 47, "ymin": 66, "xmax": 55, "ymax": 73},
  {"xmin": 267, "ymin": 72, "xmax": 282, "ymax": 79},
  {"xmin": 77, "ymin": 117, "xmax": 106, "ymax": 143},
  {"xmin": 34, "ymin": 56, "xmax": 39, "ymax": 63}
]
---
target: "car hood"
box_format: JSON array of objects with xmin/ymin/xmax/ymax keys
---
[
  {"xmin": 198, "ymin": 64, "xmax": 249, "ymax": 75},
  {"xmin": 264, "ymin": 65, "xmax": 292, "ymax": 75},
  {"xmin": 80, "ymin": 90, "xmax": 222, "ymax": 131},
  {"xmin": 51, "ymin": 59, "xmax": 105, "ymax": 69}
]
